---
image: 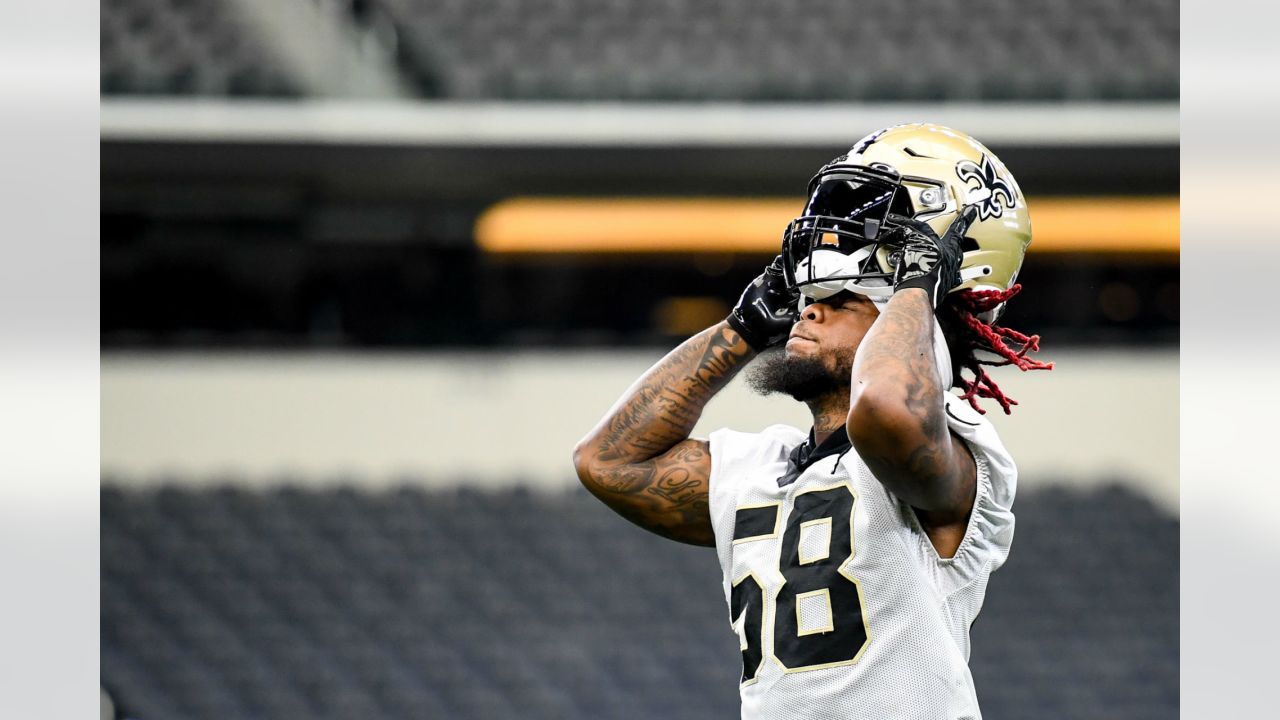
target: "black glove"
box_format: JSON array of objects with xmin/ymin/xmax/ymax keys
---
[
  {"xmin": 727, "ymin": 255, "xmax": 799, "ymax": 351},
  {"xmin": 883, "ymin": 205, "xmax": 977, "ymax": 308}
]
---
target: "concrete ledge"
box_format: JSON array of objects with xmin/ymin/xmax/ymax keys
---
[{"xmin": 100, "ymin": 99, "xmax": 1179, "ymax": 147}]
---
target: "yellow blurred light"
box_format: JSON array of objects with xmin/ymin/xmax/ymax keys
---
[
  {"xmin": 652, "ymin": 297, "xmax": 731, "ymax": 336},
  {"xmin": 475, "ymin": 196, "xmax": 1179, "ymax": 255}
]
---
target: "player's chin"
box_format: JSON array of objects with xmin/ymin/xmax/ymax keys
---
[{"xmin": 784, "ymin": 337, "xmax": 818, "ymax": 356}]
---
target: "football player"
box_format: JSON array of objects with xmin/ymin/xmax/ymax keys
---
[{"xmin": 573, "ymin": 124, "xmax": 1051, "ymax": 719}]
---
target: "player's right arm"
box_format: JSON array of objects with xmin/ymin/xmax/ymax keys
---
[{"xmin": 572, "ymin": 257, "xmax": 798, "ymax": 546}]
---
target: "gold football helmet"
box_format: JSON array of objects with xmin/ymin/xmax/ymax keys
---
[{"xmin": 782, "ymin": 123, "xmax": 1031, "ymax": 319}]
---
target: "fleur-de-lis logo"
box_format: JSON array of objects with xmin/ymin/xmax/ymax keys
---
[{"xmin": 956, "ymin": 155, "xmax": 1017, "ymax": 220}]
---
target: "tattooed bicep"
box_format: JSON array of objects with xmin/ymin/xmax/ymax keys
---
[
  {"xmin": 590, "ymin": 439, "xmax": 715, "ymax": 547},
  {"xmin": 657, "ymin": 438, "xmax": 711, "ymax": 470}
]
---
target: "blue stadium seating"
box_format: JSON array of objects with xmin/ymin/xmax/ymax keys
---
[
  {"xmin": 100, "ymin": 0, "xmax": 301, "ymax": 95},
  {"xmin": 101, "ymin": 481, "xmax": 1176, "ymax": 719},
  {"xmin": 367, "ymin": 0, "xmax": 1178, "ymax": 101},
  {"xmin": 100, "ymin": 0, "xmax": 1177, "ymax": 100}
]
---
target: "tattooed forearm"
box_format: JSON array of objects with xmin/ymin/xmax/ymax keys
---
[
  {"xmin": 852, "ymin": 289, "xmax": 943, "ymax": 418},
  {"xmin": 590, "ymin": 322, "xmax": 752, "ymax": 464},
  {"xmin": 574, "ymin": 321, "xmax": 755, "ymax": 546},
  {"xmin": 848, "ymin": 289, "xmax": 974, "ymax": 518}
]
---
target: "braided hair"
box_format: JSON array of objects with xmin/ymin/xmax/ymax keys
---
[{"xmin": 936, "ymin": 285, "xmax": 1053, "ymax": 414}]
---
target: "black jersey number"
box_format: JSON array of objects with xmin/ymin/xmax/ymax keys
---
[
  {"xmin": 731, "ymin": 484, "xmax": 869, "ymax": 680},
  {"xmin": 730, "ymin": 574, "xmax": 765, "ymax": 684},
  {"xmin": 774, "ymin": 485, "xmax": 868, "ymax": 670}
]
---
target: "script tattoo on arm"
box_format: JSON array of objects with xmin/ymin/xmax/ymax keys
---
[
  {"xmin": 848, "ymin": 289, "xmax": 976, "ymax": 530},
  {"xmin": 574, "ymin": 321, "xmax": 755, "ymax": 546}
]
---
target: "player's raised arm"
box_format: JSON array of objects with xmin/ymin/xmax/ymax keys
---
[
  {"xmin": 572, "ymin": 257, "xmax": 797, "ymax": 546},
  {"xmin": 847, "ymin": 209, "xmax": 979, "ymax": 533}
]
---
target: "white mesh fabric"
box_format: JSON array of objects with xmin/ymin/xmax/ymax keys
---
[
  {"xmin": 796, "ymin": 590, "xmax": 834, "ymax": 635},
  {"xmin": 707, "ymin": 395, "xmax": 1015, "ymax": 720},
  {"xmin": 733, "ymin": 613, "xmax": 750, "ymax": 651},
  {"xmin": 798, "ymin": 519, "xmax": 832, "ymax": 565}
]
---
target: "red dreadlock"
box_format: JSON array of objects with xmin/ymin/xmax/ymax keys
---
[{"xmin": 940, "ymin": 284, "xmax": 1053, "ymax": 415}]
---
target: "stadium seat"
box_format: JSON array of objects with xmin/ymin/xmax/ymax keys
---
[
  {"xmin": 102, "ymin": 480, "xmax": 1177, "ymax": 719},
  {"xmin": 100, "ymin": 0, "xmax": 1177, "ymax": 101}
]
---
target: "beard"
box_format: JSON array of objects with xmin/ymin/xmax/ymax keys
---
[{"xmin": 746, "ymin": 345, "xmax": 853, "ymax": 402}]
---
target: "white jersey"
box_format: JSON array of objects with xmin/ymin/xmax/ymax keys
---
[{"xmin": 707, "ymin": 393, "xmax": 1016, "ymax": 720}]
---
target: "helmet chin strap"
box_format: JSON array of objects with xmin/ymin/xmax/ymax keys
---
[
  {"xmin": 794, "ymin": 248, "xmax": 992, "ymax": 303},
  {"xmin": 793, "ymin": 247, "xmax": 894, "ymax": 301}
]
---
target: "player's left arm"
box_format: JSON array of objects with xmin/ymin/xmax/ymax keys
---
[
  {"xmin": 846, "ymin": 210, "xmax": 978, "ymax": 554},
  {"xmin": 848, "ymin": 289, "xmax": 975, "ymax": 517}
]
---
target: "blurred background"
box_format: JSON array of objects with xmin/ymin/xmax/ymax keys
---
[{"xmin": 100, "ymin": 1, "xmax": 1178, "ymax": 718}]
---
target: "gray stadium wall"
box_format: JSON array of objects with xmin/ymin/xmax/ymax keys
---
[{"xmin": 102, "ymin": 348, "xmax": 1177, "ymax": 514}]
